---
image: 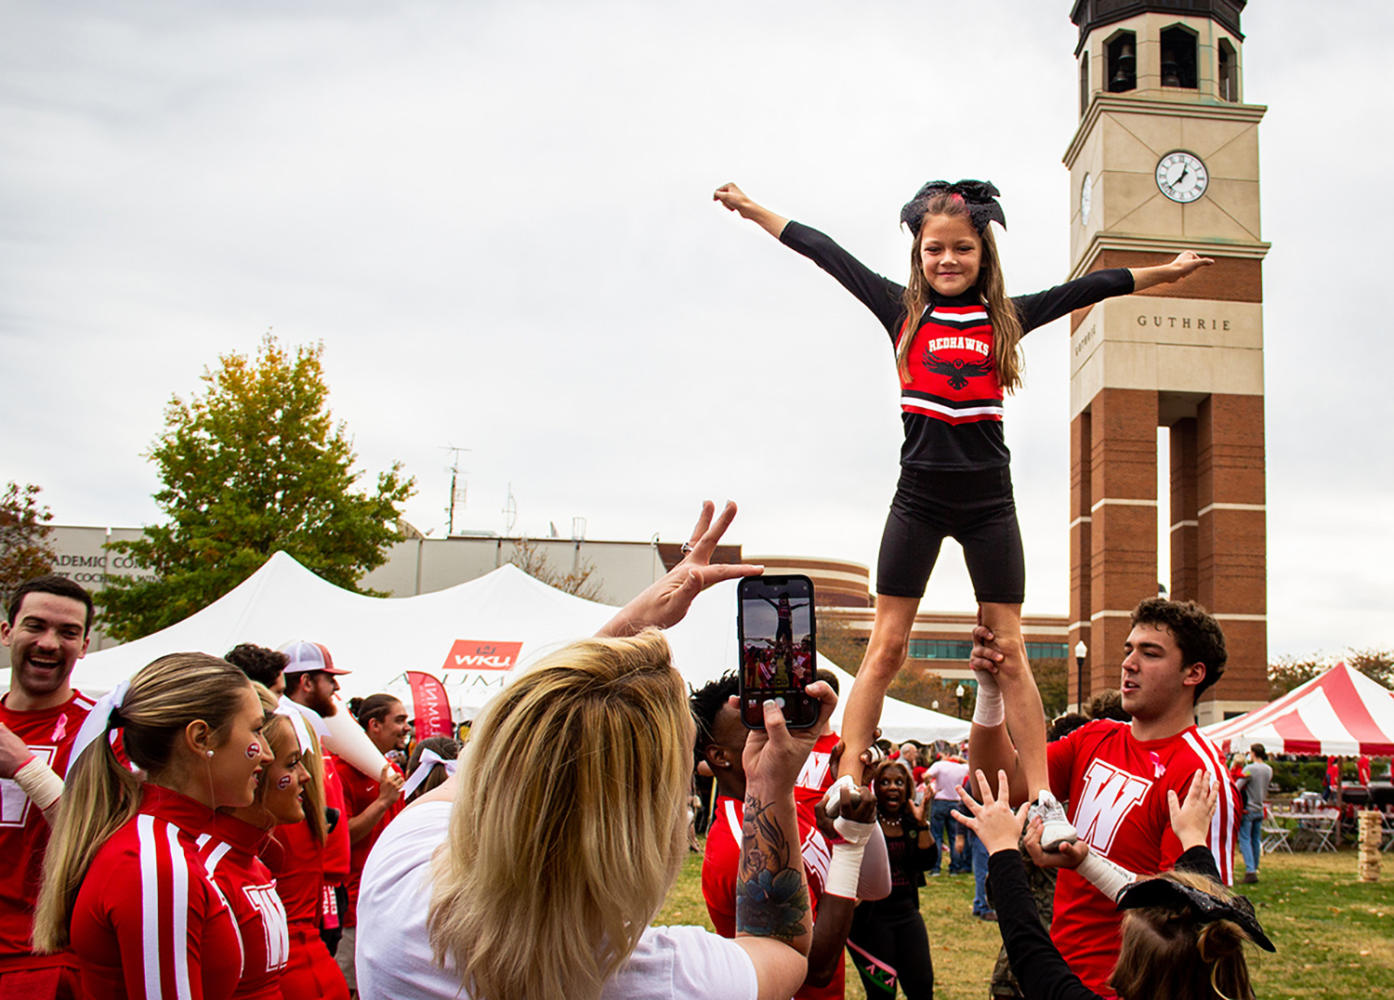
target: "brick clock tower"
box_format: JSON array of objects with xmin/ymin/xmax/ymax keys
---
[{"xmin": 1064, "ymin": 0, "xmax": 1268, "ymax": 724}]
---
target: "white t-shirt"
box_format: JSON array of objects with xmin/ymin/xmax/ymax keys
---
[
  {"xmin": 356, "ymin": 800, "xmax": 759, "ymax": 1000},
  {"xmin": 928, "ymin": 759, "xmax": 970, "ymax": 801}
]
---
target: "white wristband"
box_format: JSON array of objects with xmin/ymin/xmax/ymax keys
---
[
  {"xmin": 972, "ymin": 669, "xmax": 1004, "ymax": 728},
  {"xmin": 1077, "ymin": 851, "xmax": 1137, "ymax": 901},
  {"xmin": 821, "ymin": 775, "xmax": 859, "ymax": 819},
  {"xmin": 833, "ymin": 815, "xmax": 877, "ymax": 847},
  {"xmin": 15, "ymin": 757, "xmax": 64, "ymax": 812},
  {"xmin": 824, "ymin": 840, "xmax": 867, "ymax": 899}
]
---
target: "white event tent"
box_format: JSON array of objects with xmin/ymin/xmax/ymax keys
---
[{"xmin": 64, "ymin": 551, "xmax": 968, "ymax": 744}]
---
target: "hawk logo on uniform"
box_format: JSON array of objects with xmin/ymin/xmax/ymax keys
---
[{"xmin": 921, "ymin": 349, "xmax": 994, "ymax": 390}]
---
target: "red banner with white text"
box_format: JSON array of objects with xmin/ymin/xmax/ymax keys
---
[{"xmin": 405, "ymin": 670, "xmax": 454, "ymax": 740}]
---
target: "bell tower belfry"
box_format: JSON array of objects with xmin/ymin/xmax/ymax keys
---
[{"xmin": 1064, "ymin": 0, "xmax": 1269, "ymax": 724}]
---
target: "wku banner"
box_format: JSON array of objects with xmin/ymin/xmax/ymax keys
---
[
  {"xmin": 405, "ymin": 671, "xmax": 454, "ymax": 740},
  {"xmin": 440, "ymin": 640, "xmax": 523, "ymax": 672}
]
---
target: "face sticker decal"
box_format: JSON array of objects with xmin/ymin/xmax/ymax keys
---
[
  {"xmin": 245, "ymin": 741, "xmax": 263, "ymax": 760},
  {"xmin": 276, "ymin": 774, "xmax": 293, "ymax": 790}
]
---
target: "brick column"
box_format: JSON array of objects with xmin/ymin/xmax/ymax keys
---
[
  {"xmin": 1197, "ymin": 393, "xmax": 1268, "ymax": 710},
  {"xmin": 1068, "ymin": 410, "xmax": 1092, "ymax": 710},
  {"xmin": 1087, "ymin": 388, "xmax": 1159, "ymax": 697},
  {"xmin": 1169, "ymin": 417, "xmax": 1199, "ymax": 602}
]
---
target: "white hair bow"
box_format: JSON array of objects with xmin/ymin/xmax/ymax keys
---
[
  {"xmin": 400, "ymin": 748, "xmax": 459, "ymax": 800},
  {"xmin": 67, "ymin": 679, "xmax": 131, "ymax": 772}
]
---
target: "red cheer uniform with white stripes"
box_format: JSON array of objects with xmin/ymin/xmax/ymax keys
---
[
  {"xmin": 69, "ymin": 784, "xmax": 242, "ymax": 1000},
  {"xmin": 338, "ymin": 758, "xmax": 404, "ymax": 925},
  {"xmin": 266, "ymin": 810, "xmax": 348, "ymax": 999},
  {"xmin": 1046, "ymin": 719, "xmax": 1240, "ymax": 997},
  {"xmin": 195, "ymin": 815, "xmax": 289, "ymax": 1000},
  {"xmin": 0, "ymin": 691, "xmax": 93, "ymax": 997},
  {"xmin": 702, "ymin": 795, "xmax": 839, "ymax": 1000}
]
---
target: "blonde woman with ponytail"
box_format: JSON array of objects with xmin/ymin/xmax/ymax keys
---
[
  {"xmin": 34, "ymin": 653, "xmax": 271, "ymax": 1000},
  {"xmin": 714, "ymin": 181, "xmax": 1212, "ymax": 839}
]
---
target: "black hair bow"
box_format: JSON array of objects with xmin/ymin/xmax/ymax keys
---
[
  {"xmin": 900, "ymin": 179, "xmax": 1006, "ymax": 234},
  {"xmin": 1116, "ymin": 876, "xmax": 1276, "ymax": 952}
]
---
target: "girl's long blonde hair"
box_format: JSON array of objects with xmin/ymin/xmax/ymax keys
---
[
  {"xmin": 34, "ymin": 653, "xmax": 253, "ymax": 952},
  {"xmin": 1110, "ymin": 871, "xmax": 1257, "ymax": 1000},
  {"xmin": 896, "ymin": 192, "xmax": 1024, "ymax": 391},
  {"xmin": 427, "ymin": 629, "xmax": 690, "ymax": 1000},
  {"xmin": 248, "ymin": 684, "xmax": 327, "ymax": 841}
]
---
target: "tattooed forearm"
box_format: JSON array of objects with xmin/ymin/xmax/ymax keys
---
[{"xmin": 736, "ymin": 792, "xmax": 810, "ymax": 942}]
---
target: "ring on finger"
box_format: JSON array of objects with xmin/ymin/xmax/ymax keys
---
[{"xmin": 680, "ymin": 542, "xmax": 695, "ymax": 554}]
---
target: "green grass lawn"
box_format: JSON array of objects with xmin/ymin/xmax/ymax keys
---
[{"xmin": 656, "ymin": 847, "xmax": 1394, "ymax": 999}]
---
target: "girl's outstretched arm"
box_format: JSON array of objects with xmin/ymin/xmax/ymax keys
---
[
  {"xmin": 714, "ymin": 182, "xmax": 790, "ymax": 239},
  {"xmin": 1129, "ymin": 250, "xmax": 1214, "ymax": 291}
]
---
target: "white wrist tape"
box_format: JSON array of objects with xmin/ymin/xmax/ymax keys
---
[
  {"xmin": 833, "ymin": 815, "xmax": 877, "ymax": 847},
  {"xmin": 972, "ymin": 669, "xmax": 1004, "ymax": 728},
  {"xmin": 821, "ymin": 774, "xmax": 859, "ymax": 819},
  {"xmin": 1077, "ymin": 851, "xmax": 1137, "ymax": 902},
  {"xmin": 15, "ymin": 757, "xmax": 64, "ymax": 812},
  {"xmin": 824, "ymin": 840, "xmax": 867, "ymax": 899}
]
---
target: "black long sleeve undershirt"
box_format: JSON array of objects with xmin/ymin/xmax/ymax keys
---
[{"xmin": 986, "ymin": 845, "xmax": 1220, "ymax": 1000}]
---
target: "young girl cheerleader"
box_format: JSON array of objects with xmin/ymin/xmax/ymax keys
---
[
  {"xmin": 34, "ymin": 653, "xmax": 271, "ymax": 1000},
  {"xmin": 714, "ymin": 180, "xmax": 1211, "ymax": 838},
  {"xmin": 199, "ymin": 684, "xmax": 314, "ymax": 1000}
]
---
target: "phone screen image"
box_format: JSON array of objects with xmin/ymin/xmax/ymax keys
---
[{"xmin": 737, "ymin": 576, "xmax": 818, "ymax": 729}]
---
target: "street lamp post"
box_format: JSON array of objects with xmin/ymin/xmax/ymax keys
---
[
  {"xmin": 1074, "ymin": 640, "xmax": 1088, "ymax": 713},
  {"xmin": 955, "ymin": 683, "xmax": 966, "ymax": 719}
]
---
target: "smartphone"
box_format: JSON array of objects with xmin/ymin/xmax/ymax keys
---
[{"xmin": 737, "ymin": 575, "xmax": 819, "ymax": 729}]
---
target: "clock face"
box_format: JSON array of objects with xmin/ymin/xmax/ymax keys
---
[
  {"xmin": 1080, "ymin": 172, "xmax": 1092, "ymax": 224},
  {"xmin": 1155, "ymin": 150, "xmax": 1208, "ymax": 204}
]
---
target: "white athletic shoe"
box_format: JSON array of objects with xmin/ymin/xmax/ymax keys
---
[{"xmin": 1032, "ymin": 789, "xmax": 1078, "ymax": 851}]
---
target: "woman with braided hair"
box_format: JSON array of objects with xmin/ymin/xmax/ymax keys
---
[{"xmin": 714, "ymin": 181, "xmax": 1211, "ymax": 839}]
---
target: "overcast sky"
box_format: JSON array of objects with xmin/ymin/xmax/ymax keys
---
[{"xmin": 3, "ymin": 1, "xmax": 1390, "ymax": 660}]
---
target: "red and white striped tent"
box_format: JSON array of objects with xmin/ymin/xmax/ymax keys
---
[{"xmin": 1203, "ymin": 662, "xmax": 1394, "ymax": 756}]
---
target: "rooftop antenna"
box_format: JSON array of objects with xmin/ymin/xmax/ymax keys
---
[
  {"xmin": 442, "ymin": 445, "xmax": 470, "ymax": 536},
  {"xmin": 502, "ymin": 483, "xmax": 517, "ymax": 535}
]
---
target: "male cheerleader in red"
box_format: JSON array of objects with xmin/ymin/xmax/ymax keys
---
[
  {"xmin": 0, "ymin": 577, "xmax": 95, "ymax": 1000},
  {"xmin": 336, "ymin": 695, "xmax": 407, "ymax": 994},
  {"xmin": 969, "ymin": 597, "xmax": 1239, "ymax": 996},
  {"xmin": 693, "ymin": 672, "xmax": 887, "ymax": 1000}
]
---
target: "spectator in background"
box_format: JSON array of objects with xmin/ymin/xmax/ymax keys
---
[
  {"xmin": 1357, "ymin": 754, "xmax": 1372, "ymax": 786},
  {"xmin": 847, "ymin": 758, "xmax": 937, "ymax": 999},
  {"xmin": 1324, "ymin": 756, "xmax": 1342, "ymax": 802},
  {"xmin": 403, "ymin": 736, "xmax": 461, "ymax": 805},
  {"xmin": 224, "ymin": 643, "xmax": 288, "ymax": 696},
  {"xmin": 1235, "ymin": 744, "xmax": 1272, "ymax": 884},
  {"xmin": 338, "ymin": 695, "xmax": 409, "ymax": 994},
  {"xmin": 280, "ymin": 640, "xmax": 355, "ymax": 970},
  {"xmin": 927, "ymin": 749, "xmax": 970, "ymax": 874}
]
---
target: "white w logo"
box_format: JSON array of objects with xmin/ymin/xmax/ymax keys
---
[
  {"xmin": 244, "ymin": 883, "xmax": 290, "ymax": 972},
  {"xmin": 1073, "ymin": 760, "xmax": 1152, "ymax": 854}
]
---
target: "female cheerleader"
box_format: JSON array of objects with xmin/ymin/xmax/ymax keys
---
[
  {"xmin": 34, "ymin": 653, "xmax": 271, "ymax": 1000},
  {"xmin": 714, "ymin": 180, "xmax": 1212, "ymax": 836},
  {"xmin": 956, "ymin": 769, "xmax": 1273, "ymax": 1000},
  {"xmin": 199, "ymin": 684, "xmax": 314, "ymax": 1000},
  {"xmin": 846, "ymin": 757, "xmax": 938, "ymax": 999}
]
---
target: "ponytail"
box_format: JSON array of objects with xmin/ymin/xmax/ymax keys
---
[
  {"xmin": 33, "ymin": 652, "xmax": 252, "ymax": 951},
  {"xmin": 33, "ymin": 729, "xmax": 142, "ymax": 951}
]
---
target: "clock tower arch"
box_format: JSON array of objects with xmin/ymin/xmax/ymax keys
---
[{"xmin": 1063, "ymin": 0, "xmax": 1268, "ymax": 723}]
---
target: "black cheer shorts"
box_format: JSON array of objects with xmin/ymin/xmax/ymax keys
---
[{"xmin": 875, "ymin": 465, "xmax": 1025, "ymax": 604}]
